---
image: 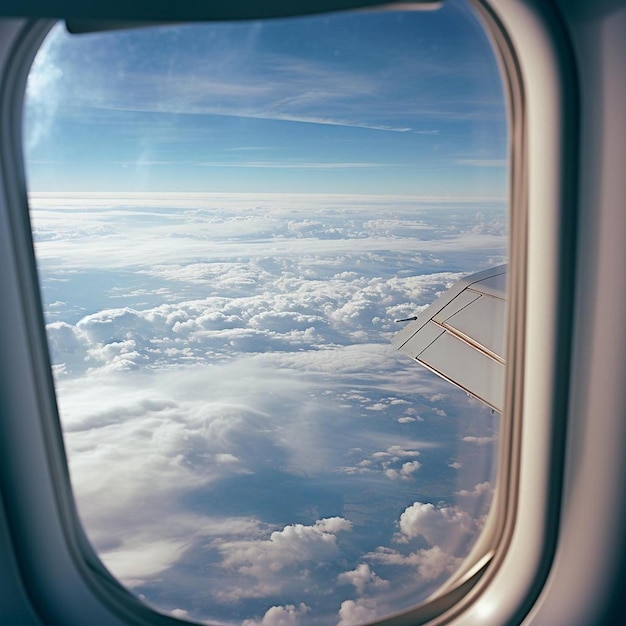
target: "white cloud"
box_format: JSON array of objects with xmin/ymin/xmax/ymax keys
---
[
  {"xmin": 101, "ymin": 538, "xmax": 188, "ymax": 588},
  {"xmin": 97, "ymin": 513, "xmax": 263, "ymax": 588},
  {"xmin": 242, "ymin": 603, "xmax": 310, "ymax": 626},
  {"xmin": 462, "ymin": 436, "xmax": 496, "ymax": 445},
  {"xmin": 373, "ymin": 445, "xmax": 422, "ymax": 459},
  {"xmin": 455, "ymin": 482, "xmax": 493, "ymax": 519},
  {"xmin": 456, "ymin": 481, "xmax": 492, "ymax": 499},
  {"xmin": 337, "ymin": 563, "xmax": 389, "ymax": 595},
  {"xmin": 216, "ymin": 517, "xmax": 353, "ymax": 579},
  {"xmin": 396, "ymin": 502, "xmax": 479, "ymax": 556},
  {"xmin": 337, "ymin": 598, "xmax": 380, "ymax": 626},
  {"xmin": 429, "ymin": 393, "xmax": 448, "ymax": 402},
  {"xmin": 367, "ymin": 545, "xmax": 461, "ymax": 582},
  {"xmin": 30, "ymin": 192, "xmax": 505, "ymax": 622},
  {"xmin": 211, "ymin": 518, "xmax": 353, "ymax": 602},
  {"xmin": 414, "ymin": 545, "xmax": 461, "ymax": 581},
  {"xmin": 340, "ymin": 442, "xmax": 427, "ymax": 479},
  {"xmin": 384, "ymin": 460, "xmax": 422, "ymax": 481}
]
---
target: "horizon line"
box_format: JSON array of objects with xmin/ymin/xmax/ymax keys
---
[{"xmin": 28, "ymin": 190, "xmax": 508, "ymax": 203}]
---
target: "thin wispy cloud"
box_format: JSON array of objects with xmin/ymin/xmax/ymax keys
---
[
  {"xmin": 86, "ymin": 102, "xmax": 414, "ymax": 134},
  {"xmin": 227, "ymin": 146, "xmax": 273, "ymax": 152},
  {"xmin": 456, "ymin": 158, "xmax": 507, "ymax": 167},
  {"xmin": 195, "ymin": 161, "xmax": 396, "ymax": 169}
]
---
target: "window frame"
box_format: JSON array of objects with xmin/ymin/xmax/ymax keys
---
[
  {"xmin": 431, "ymin": 1, "xmax": 578, "ymax": 622},
  {"xmin": 0, "ymin": 0, "xmax": 580, "ymax": 623}
]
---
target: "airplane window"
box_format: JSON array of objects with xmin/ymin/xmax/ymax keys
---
[{"xmin": 23, "ymin": 2, "xmax": 508, "ymax": 624}]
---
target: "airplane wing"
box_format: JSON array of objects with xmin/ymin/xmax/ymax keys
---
[{"xmin": 392, "ymin": 265, "xmax": 507, "ymax": 413}]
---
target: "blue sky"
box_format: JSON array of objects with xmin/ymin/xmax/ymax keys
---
[{"xmin": 24, "ymin": 1, "xmax": 507, "ymax": 196}]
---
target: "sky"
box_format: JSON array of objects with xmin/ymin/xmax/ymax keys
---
[
  {"xmin": 23, "ymin": 1, "xmax": 507, "ymax": 197},
  {"xmin": 23, "ymin": 2, "xmax": 508, "ymax": 625}
]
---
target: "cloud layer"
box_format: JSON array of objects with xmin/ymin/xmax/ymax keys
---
[{"xmin": 32, "ymin": 192, "xmax": 504, "ymax": 624}]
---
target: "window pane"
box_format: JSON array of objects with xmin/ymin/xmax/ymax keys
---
[{"xmin": 24, "ymin": 3, "xmax": 508, "ymax": 624}]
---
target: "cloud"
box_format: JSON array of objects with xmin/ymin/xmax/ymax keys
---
[
  {"xmin": 462, "ymin": 436, "xmax": 496, "ymax": 445},
  {"xmin": 455, "ymin": 482, "xmax": 493, "ymax": 518},
  {"xmin": 211, "ymin": 518, "xmax": 353, "ymax": 601},
  {"xmin": 363, "ymin": 498, "xmax": 483, "ymax": 589},
  {"xmin": 396, "ymin": 501, "xmax": 479, "ymax": 556},
  {"xmin": 337, "ymin": 564, "xmax": 389, "ymax": 595},
  {"xmin": 24, "ymin": 23, "xmax": 424, "ymax": 138},
  {"xmin": 384, "ymin": 460, "xmax": 422, "ymax": 480},
  {"xmin": 413, "ymin": 546, "xmax": 461, "ymax": 581},
  {"xmin": 216, "ymin": 517, "xmax": 353, "ymax": 578},
  {"xmin": 119, "ymin": 160, "xmax": 398, "ymax": 169},
  {"xmin": 340, "ymin": 442, "xmax": 427, "ymax": 480},
  {"xmin": 368, "ymin": 545, "xmax": 461, "ymax": 582},
  {"xmin": 200, "ymin": 160, "xmax": 397, "ymax": 169},
  {"xmin": 101, "ymin": 539, "xmax": 189, "ymax": 588},
  {"xmin": 456, "ymin": 159, "xmax": 507, "ymax": 167},
  {"xmin": 337, "ymin": 598, "xmax": 380, "ymax": 626},
  {"xmin": 456, "ymin": 481, "xmax": 492, "ymax": 499},
  {"xmin": 31, "ymin": 192, "xmax": 505, "ymax": 622},
  {"xmin": 96, "ymin": 510, "xmax": 265, "ymax": 588},
  {"xmin": 243, "ymin": 603, "xmax": 310, "ymax": 626}
]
